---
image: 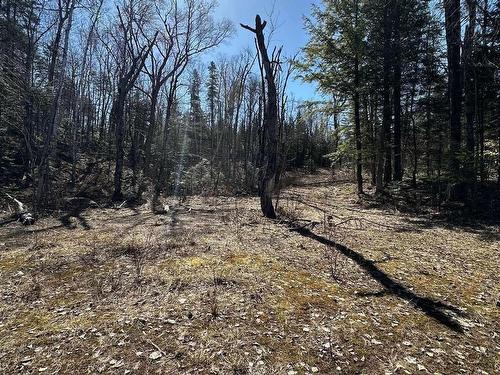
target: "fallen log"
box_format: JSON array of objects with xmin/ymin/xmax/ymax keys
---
[{"xmin": 5, "ymin": 193, "xmax": 35, "ymax": 225}]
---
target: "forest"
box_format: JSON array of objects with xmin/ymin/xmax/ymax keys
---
[{"xmin": 0, "ymin": 0, "xmax": 499, "ymax": 374}]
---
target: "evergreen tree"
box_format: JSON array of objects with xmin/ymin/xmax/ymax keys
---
[{"xmin": 300, "ymin": 0, "xmax": 368, "ymax": 194}]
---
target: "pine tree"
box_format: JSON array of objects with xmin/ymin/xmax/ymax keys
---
[
  {"xmin": 189, "ymin": 69, "xmax": 204, "ymax": 156},
  {"xmin": 300, "ymin": 0, "xmax": 368, "ymax": 194}
]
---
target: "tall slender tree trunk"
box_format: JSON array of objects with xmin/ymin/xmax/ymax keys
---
[
  {"xmin": 444, "ymin": 0, "xmax": 462, "ymax": 182},
  {"xmin": 369, "ymin": 94, "xmax": 378, "ymax": 186},
  {"xmin": 36, "ymin": 0, "xmax": 75, "ymax": 205},
  {"xmin": 377, "ymin": 1, "xmax": 393, "ymax": 194},
  {"xmin": 408, "ymin": 82, "xmax": 417, "ymax": 187},
  {"xmin": 354, "ymin": 0, "xmax": 363, "ymax": 195},
  {"xmin": 71, "ymin": 0, "xmax": 103, "ymax": 187},
  {"xmin": 110, "ymin": 28, "xmax": 157, "ymax": 201},
  {"xmin": 478, "ymin": 104, "xmax": 485, "ymax": 182},
  {"xmin": 497, "ymin": 99, "xmax": 500, "ymax": 183},
  {"xmin": 47, "ymin": 1, "xmax": 70, "ymax": 85},
  {"xmin": 144, "ymin": 86, "xmax": 160, "ymax": 179},
  {"xmin": 425, "ymin": 85, "xmax": 432, "ymax": 177},
  {"xmin": 111, "ymin": 89, "xmax": 126, "ymax": 201},
  {"xmin": 354, "ymin": 62, "xmax": 363, "ymax": 194},
  {"xmin": 241, "ymin": 16, "xmax": 278, "ymax": 218},
  {"xmin": 463, "ymin": 0, "xmax": 477, "ymax": 186},
  {"xmin": 392, "ymin": 0, "xmax": 403, "ymax": 181}
]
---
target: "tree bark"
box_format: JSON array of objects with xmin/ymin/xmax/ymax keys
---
[
  {"xmin": 392, "ymin": 0, "xmax": 403, "ymax": 181},
  {"xmin": 241, "ymin": 16, "xmax": 278, "ymax": 219},
  {"xmin": 463, "ymin": 0, "xmax": 476, "ymax": 185},
  {"xmin": 377, "ymin": 1, "xmax": 393, "ymax": 194},
  {"xmin": 354, "ymin": 60, "xmax": 363, "ymax": 194},
  {"xmin": 444, "ymin": 0, "xmax": 462, "ymax": 181},
  {"xmin": 111, "ymin": 26, "xmax": 158, "ymax": 201},
  {"xmin": 47, "ymin": 0, "xmax": 72, "ymax": 84},
  {"xmin": 144, "ymin": 85, "xmax": 160, "ymax": 179},
  {"xmin": 354, "ymin": 0, "xmax": 363, "ymax": 195},
  {"xmin": 111, "ymin": 89, "xmax": 126, "ymax": 201},
  {"xmin": 37, "ymin": 0, "xmax": 76, "ymax": 205}
]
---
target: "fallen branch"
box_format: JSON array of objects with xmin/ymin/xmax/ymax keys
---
[
  {"xmin": 5, "ymin": 193, "xmax": 35, "ymax": 225},
  {"xmin": 116, "ymin": 200, "xmax": 128, "ymax": 209},
  {"xmin": 146, "ymin": 339, "xmax": 167, "ymax": 357}
]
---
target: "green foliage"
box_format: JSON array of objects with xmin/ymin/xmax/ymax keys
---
[{"xmin": 299, "ymin": 0, "xmax": 368, "ymax": 96}]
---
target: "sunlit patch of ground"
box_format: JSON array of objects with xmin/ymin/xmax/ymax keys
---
[{"xmin": 0, "ymin": 171, "xmax": 498, "ymax": 374}]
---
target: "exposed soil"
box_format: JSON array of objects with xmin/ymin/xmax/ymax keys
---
[{"xmin": 1, "ymin": 171, "xmax": 498, "ymax": 374}]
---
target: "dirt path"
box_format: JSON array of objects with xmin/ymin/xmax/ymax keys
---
[{"xmin": 1, "ymin": 172, "xmax": 499, "ymax": 374}]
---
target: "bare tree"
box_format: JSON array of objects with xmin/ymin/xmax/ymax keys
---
[
  {"xmin": 144, "ymin": 0, "xmax": 232, "ymax": 198},
  {"xmin": 70, "ymin": 0, "xmax": 104, "ymax": 187},
  {"xmin": 37, "ymin": 0, "xmax": 77, "ymax": 205},
  {"xmin": 108, "ymin": 0, "xmax": 158, "ymax": 201},
  {"xmin": 241, "ymin": 15, "xmax": 280, "ymax": 219}
]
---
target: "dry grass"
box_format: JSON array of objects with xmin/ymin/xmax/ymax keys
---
[{"xmin": 0, "ymin": 171, "xmax": 498, "ymax": 374}]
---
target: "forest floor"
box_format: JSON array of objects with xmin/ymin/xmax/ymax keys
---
[{"xmin": 0, "ymin": 171, "xmax": 499, "ymax": 374}]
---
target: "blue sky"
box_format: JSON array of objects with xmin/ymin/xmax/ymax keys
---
[{"xmin": 205, "ymin": 0, "xmax": 321, "ymax": 102}]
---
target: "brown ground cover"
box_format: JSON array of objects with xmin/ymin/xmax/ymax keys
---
[{"xmin": 1, "ymin": 171, "xmax": 498, "ymax": 374}]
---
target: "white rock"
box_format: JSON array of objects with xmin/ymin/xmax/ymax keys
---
[{"xmin": 149, "ymin": 351, "xmax": 162, "ymax": 360}]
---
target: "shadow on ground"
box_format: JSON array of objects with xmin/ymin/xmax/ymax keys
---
[
  {"xmin": 286, "ymin": 221, "xmax": 468, "ymax": 333},
  {"xmin": 59, "ymin": 207, "xmax": 91, "ymax": 230}
]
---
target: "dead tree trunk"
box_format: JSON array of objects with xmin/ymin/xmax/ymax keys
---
[
  {"xmin": 6, "ymin": 194, "xmax": 35, "ymax": 225},
  {"xmin": 241, "ymin": 16, "xmax": 278, "ymax": 219}
]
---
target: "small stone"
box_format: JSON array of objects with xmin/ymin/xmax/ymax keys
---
[
  {"xmin": 405, "ymin": 356, "xmax": 417, "ymax": 364},
  {"xmin": 149, "ymin": 351, "xmax": 162, "ymax": 360}
]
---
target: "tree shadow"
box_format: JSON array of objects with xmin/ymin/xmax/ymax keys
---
[
  {"xmin": 59, "ymin": 208, "xmax": 91, "ymax": 230},
  {"xmin": 402, "ymin": 216, "xmax": 500, "ymax": 243},
  {"xmin": 287, "ymin": 223, "xmax": 467, "ymax": 333},
  {"xmin": 0, "ymin": 224, "xmax": 65, "ymax": 243},
  {"xmin": 356, "ymin": 289, "xmax": 389, "ymax": 298},
  {"xmin": 0, "ymin": 217, "xmax": 17, "ymax": 226}
]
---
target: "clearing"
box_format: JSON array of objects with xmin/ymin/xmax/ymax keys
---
[{"xmin": 0, "ymin": 171, "xmax": 499, "ymax": 374}]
